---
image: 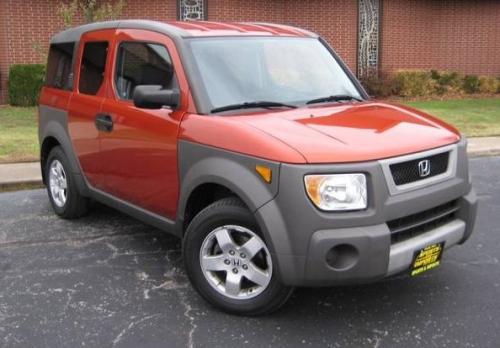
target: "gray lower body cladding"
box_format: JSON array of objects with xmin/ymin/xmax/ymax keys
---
[
  {"xmin": 38, "ymin": 104, "xmax": 89, "ymax": 196},
  {"xmin": 255, "ymin": 139, "xmax": 477, "ymax": 286}
]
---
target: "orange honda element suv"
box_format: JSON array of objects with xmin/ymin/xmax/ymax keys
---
[{"xmin": 39, "ymin": 20, "xmax": 477, "ymax": 315}]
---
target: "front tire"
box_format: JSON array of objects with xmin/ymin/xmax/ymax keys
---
[
  {"xmin": 183, "ymin": 197, "xmax": 293, "ymax": 315},
  {"xmin": 45, "ymin": 146, "xmax": 89, "ymax": 219}
]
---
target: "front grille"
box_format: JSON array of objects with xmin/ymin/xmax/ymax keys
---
[
  {"xmin": 388, "ymin": 200, "xmax": 459, "ymax": 244},
  {"xmin": 390, "ymin": 151, "xmax": 449, "ymax": 185}
]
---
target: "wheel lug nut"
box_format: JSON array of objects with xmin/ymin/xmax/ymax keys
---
[
  {"xmin": 232, "ymin": 268, "xmax": 238, "ymax": 274},
  {"xmin": 240, "ymin": 253, "xmax": 246, "ymax": 258},
  {"xmin": 242, "ymin": 264, "xmax": 248, "ymax": 270},
  {"xmin": 229, "ymin": 250, "xmax": 235, "ymax": 255},
  {"xmin": 224, "ymin": 259, "xmax": 230, "ymax": 265}
]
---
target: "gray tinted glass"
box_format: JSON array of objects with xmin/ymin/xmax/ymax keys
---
[
  {"xmin": 46, "ymin": 42, "xmax": 75, "ymax": 90},
  {"xmin": 115, "ymin": 42, "xmax": 177, "ymax": 100},
  {"xmin": 188, "ymin": 37, "xmax": 361, "ymax": 110},
  {"xmin": 79, "ymin": 41, "xmax": 108, "ymax": 95}
]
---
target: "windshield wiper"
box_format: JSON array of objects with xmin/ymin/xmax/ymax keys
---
[
  {"xmin": 210, "ymin": 101, "xmax": 298, "ymax": 114},
  {"xmin": 306, "ymin": 94, "xmax": 362, "ymax": 105}
]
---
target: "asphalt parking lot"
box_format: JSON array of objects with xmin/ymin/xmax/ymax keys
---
[{"xmin": 0, "ymin": 156, "xmax": 499, "ymax": 348}]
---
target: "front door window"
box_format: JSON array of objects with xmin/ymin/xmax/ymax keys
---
[{"xmin": 114, "ymin": 42, "xmax": 178, "ymax": 100}]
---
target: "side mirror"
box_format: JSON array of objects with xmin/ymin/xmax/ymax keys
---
[{"xmin": 133, "ymin": 85, "xmax": 180, "ymax": 109}]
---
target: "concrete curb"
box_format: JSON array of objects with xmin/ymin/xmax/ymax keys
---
[
  {"xmin": 0, "ymin": 181, "xmax": 45, "ymax": 192},
  {"xmin": 0, "ymin": 137, "xmax": 499, "ymax": 190},
  {"xmin": 469, "ymin": 150, "xmax": 500, "ymax": 158},
  {"xmin": 467, "ymin": 137, "xmax": 500, "ymax": 158},
  {"xmin": 0, "ymin": 162, "xmax": 43, "ymax": 191}
]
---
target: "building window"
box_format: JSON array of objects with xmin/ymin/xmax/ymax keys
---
[
  {"xmin": 358, "ymin": 0, "xmax": 380, "ymax": 78},
  {"xmin": 179, "ymin": 0, "xmax": 206, "ymax": 21}
]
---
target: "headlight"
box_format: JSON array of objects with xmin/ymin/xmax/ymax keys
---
[{"xmin": 304, "ymin": 174, "xmax": 367, "ymax": 211}]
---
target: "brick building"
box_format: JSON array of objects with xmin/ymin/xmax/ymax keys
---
[{"xmin": 1, "ymin": 0, "xmax": 499, "ymax": 104}]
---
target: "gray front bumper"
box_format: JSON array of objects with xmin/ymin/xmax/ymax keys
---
[
  {"xmin": 388, "ymin": 220, "xmax": 464, "ymax": 276},
  {"xmin": 302, "ymin": 190, "xmax": 476, "ymax": 286},
  {"xmin": 254, "ymin": 140, "xmax": 478, "ymax": 286}
]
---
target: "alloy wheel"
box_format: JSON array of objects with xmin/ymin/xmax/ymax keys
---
[
  {"xmin": 49, "ymin": 159, "xmax": 68, "ymax": 207},
  {"xmin": 199, "ymin": 225, "xmax": 273, "ymax": 300}
]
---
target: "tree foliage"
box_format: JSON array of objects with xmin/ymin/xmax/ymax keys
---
[{"xmin": 58, "ymin": 0, "xmax": 126, "ymax": 28}]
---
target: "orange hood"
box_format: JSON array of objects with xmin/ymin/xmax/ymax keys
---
[{"xmin": 180, "ymin": 101, "xmax": 460, "ymax": 164}]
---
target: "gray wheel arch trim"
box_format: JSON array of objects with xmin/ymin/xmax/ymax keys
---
[
  {"xmin": 177, "ymin": 141, "xmax": 281, "ymax": 247},
  {"xmin": 38, "ymin": 105, "xmax": 89, "ymax": 196}
]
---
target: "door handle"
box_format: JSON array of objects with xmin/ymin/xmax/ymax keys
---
[{"xmin": 95, "ymin": 113, "xmax": 113, "ymax": 132}]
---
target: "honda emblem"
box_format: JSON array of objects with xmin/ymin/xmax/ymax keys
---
[{"xmin": 418, "ymin": 159, "xmax": 431, "ymax": 177}]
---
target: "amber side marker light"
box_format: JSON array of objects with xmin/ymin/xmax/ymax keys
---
[{"xmin": 255, "ymin": 165, "xmax": 272, "ymax": 183}]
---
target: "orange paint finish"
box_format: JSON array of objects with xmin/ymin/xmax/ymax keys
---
[
  {"xmin": 39, "ymin": 87, "xmax": 72, "ymax": 111},
  {"xmin": 97, "ymin": 29, "xmax": 193, "ymax": 218},
  {"xmin": 67, "ymin": 29, "xmax": 115, "ymax": 190},
  {"xmin": 181, "ymin": 101, "xmax": 460, "ymax": 164},
  {"xmin": 97, "ymin": 102, "xmax": 181, "ymax": 217},
  {"xmin": 179, "ymin": 113, "xmax": 307, "ymax": 163},
  {"xmin": 63, "ymin": 28, "xmax": 196, "ymax": 218}
]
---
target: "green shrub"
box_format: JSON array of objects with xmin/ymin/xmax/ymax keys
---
[
  {"xmin": 430, "ymin": 69, "xmax": 441, "ymax": 81},
  {"xmin": 360, "ymin": 73, "xmax": 395, "ymax": 98},
  {"xmin": 462, "ymin": 75, "xmax": 481, "ymax": 94},
  {"xmin": 8, "ymin": 64, "xmax": 46, "ymax": 106},
  {"xmin": 434, "ymin": 84, "xmax": 447, "ymax": 95},
  {"xmin": 439, "ymin": 71, "xmax": 462, "ymax": 88},
  {"xmin": 478, "ymin": 76, "xmax": 499, "ymax": 94},
  {"xmin": 429, "ymin": 70, "xmax": 463, "ymax": 94},
  {"xmin": 363, "ymin": 70, "xmax": 498, "ymax": 97},
  {"xmin": 393, "ymin": 70, "xmax": 436, "ymax": 97}
]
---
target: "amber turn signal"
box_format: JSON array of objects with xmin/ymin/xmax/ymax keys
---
[{"xmin": 255, "ymin": 165, "xmax": 272, "ymax": 183}]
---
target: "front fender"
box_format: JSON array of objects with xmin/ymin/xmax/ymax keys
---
[
  {"xmin": 177, "ymin": 140, "xmax": 282, "ymax": 243},
  {"xmin": 177, "ymin": 140, "xmax": 280, "ymax": 215}
]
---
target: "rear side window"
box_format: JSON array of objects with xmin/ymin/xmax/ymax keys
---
[
  {"xmin": 115, "ymin": 42, "xmax": 177, "ymax": 100},
  {"xmin": 79, "ymin": 41, "xmax": 108, "ymax": 95},
  {"xmin": 45, "ymin": 42, "xmax": 75, "ymax": 90}
]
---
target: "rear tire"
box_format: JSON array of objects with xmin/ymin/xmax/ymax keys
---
[
  {"xmin": 45, "ymin": 146, "xmax": 89, "ymax": 219},
  {"xmin": 183, "ymin": 197, "xmax": 294, "ymax": 316}
]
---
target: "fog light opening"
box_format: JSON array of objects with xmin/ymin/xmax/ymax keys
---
[{"xmin": 325, "ymin": 244, "xmax": 359, "ymax": 271}]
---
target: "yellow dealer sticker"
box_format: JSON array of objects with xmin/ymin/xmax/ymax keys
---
[{"xmin": 410, "ymin": 242, "xmax": 444, "ymax": 276}]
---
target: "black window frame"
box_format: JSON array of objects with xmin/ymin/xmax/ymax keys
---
[{"xmin": 113, "ymin": 40, "xmax": 178, "ymax": 101}]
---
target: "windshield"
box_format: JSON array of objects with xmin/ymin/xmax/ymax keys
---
[{"xmin": 186, "ymin": 37, "xmax": 362, "ymax": 113}]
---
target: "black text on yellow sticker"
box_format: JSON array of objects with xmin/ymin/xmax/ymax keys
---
[{"xmin": 410, "ymin": 242, "xmax": 444, "ymax": 276}]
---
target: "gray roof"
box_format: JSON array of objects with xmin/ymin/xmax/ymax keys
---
[
  {"xmin": 50, "ymin": 20, "xmax": 318, "ymax": 44},
  {"xmin": 51, "ymin": 20, "xmax": 189, "ymax": 44}
]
